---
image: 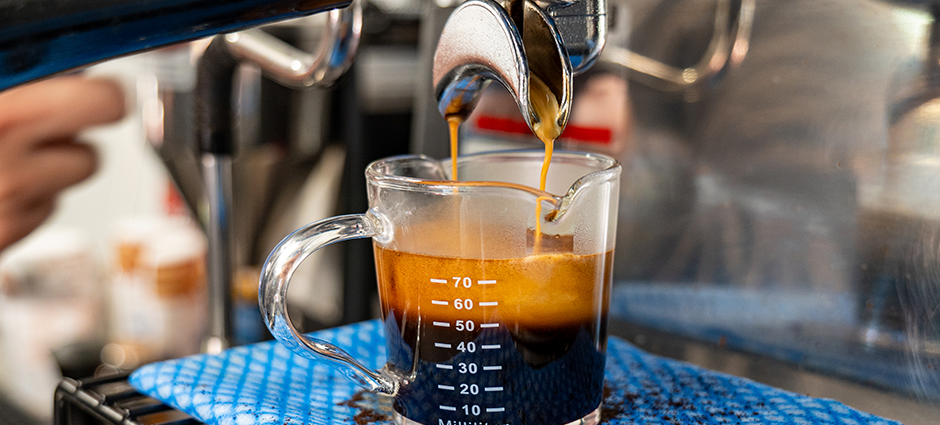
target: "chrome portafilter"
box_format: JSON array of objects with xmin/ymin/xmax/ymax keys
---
[{"xmin": 431, "ymin": 0, "xmax": 574, "ymax": 133}]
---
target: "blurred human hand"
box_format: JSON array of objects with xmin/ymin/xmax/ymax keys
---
[{"xmin": 0, "ymin": 76, "xmax": 125, "ymax": 251}]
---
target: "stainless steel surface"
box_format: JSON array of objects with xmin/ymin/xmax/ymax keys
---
[
  {"xmin": 0, "ymin": 0, "xmax": 352, "ymax": 90},
  {"xmin": 604, "ymin": 0, "xmax": 940, "ymax": 408},
  {"xmin": 539, "ymin": 0, "xmax": 608, "ymax": 74},
  {"xmin": 432, "ymin": 0, "xmax": 573, "ymax": 132},
  {"xmin": 604, "ymin": 0, "xmax": 755, "ymax": 93},
  {"xmin": 225, "ymin": 0, "xmax": 363, "ymax": 88},
  {"xmin": 202, "ymin": 154, "xmax": 235, "ymax": 353}
]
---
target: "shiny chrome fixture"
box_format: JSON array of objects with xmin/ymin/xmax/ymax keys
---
[{"xmin": 432, "ymin": 0, "xmax": 606, "ymax": 135}]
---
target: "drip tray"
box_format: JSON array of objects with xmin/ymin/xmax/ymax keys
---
[{"xmin": 54, "ymin": 373, "xmax": 202, "ymax": 425}]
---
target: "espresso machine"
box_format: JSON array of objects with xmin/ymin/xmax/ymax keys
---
[
  {"xmin": 418, "ymin": 1, "xmax": 940, "ymax": 423},
  {"xmin": 0, "ymin": 0, "xmax": 606, "ymax": 423},
  {"xmin": 1, "ymin": 0, "xmax": 940, "ymax": 424}
]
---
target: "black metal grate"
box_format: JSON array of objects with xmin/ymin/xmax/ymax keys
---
[{"xmin": 54, "ymin": 373, "xmax": 202, "ymax": 425}]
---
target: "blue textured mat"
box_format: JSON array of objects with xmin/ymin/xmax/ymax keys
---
[{"xmin": 129, "ymin": 320, "xmax": 901, "ymax": 425}]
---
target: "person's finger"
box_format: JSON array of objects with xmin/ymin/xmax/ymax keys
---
[
  {"xmin": 0, "ymin": 140, "xmax": 97, "ymax": 210},
  {"xmin": 0, "ymin": 76, "xmax": 125, "ymax": 148},
  {"xmin": 0, "ymin": 198, "xmax": 55, "ymax": 252}
]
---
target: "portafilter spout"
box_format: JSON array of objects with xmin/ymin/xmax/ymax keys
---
[{"xmin": 432, "ymin": 0, "xmax": 605, "ymax": 133}]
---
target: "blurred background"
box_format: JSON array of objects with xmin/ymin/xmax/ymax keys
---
[{"xmin": 1, "ymin": 0, "xmax": 939, "ymax": 423}]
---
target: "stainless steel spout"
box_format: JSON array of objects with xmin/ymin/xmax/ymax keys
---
[
  {"xmin": 433, "ymin": 0, "xmax": 574, "ymax": 135},
  {"xmin": 225, "ymin": 0, "xmax": 362, "ymax": 89}
]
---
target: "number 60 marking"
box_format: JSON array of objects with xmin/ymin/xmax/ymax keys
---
[{"xmin": 454, "ymin": 299, "xmax": 473, "ymax": 310}]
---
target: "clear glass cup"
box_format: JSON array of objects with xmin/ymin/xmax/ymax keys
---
[{"xmin": 259, "ymin": 150, "xmax": 620, "ymax": 425}]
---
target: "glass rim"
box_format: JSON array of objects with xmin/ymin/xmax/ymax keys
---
[{"xmin": 365, "ymin": 149, "xmax": 621, "ymax": 197}]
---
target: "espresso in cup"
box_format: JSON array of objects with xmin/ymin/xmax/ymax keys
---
[{"xmin": 375, "ymin": 222, "xmax": 611, "ymax": 425}]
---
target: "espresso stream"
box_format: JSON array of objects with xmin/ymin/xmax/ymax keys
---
[{"xmin": 448, "ymin": 74, "xmax": 562, "ymax": 252}]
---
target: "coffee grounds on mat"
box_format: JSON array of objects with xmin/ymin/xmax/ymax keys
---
[{"xmin": 337, "ymin": 390, "xmax": 392, "ymax": 425}]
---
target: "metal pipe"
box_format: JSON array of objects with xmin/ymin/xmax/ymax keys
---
[
  {"xmin": 196, "ymin": 37, "xmax": 239, "ymax": 352},
  {"xmin": 225, "ymin": 0, "xmax": 362, "ymax": 89},
  {"xmin": 202, "ymin": 154, "xmax": 235, "ymax": 353}
]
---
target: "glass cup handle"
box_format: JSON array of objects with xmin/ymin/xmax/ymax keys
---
[{"xmin": 259, "ymin": 212, "xmax": 398, "ymax": 395}]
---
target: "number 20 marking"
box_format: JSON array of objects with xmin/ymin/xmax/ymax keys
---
[{"xmin": 460, "ymin": 384, "xmax": 479, "ymax": 395}]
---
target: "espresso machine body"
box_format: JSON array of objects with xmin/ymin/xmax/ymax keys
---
[
  {"xmin": 415, "ymin": 0, "xmax": 940, "ymax": 421},
  {"xmin": 607, "ymin": 0, "xmax": 940, "ymax": 410}
]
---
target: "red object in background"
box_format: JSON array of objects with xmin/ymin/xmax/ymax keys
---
[
  {"xmin": 164, "ymin": 181, "xmax": 187, "ymax": 216},
  {"xmin": 474, "ymin": 115, "xmax": 612, "ymax": 145}
]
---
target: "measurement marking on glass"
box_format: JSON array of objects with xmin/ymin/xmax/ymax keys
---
[
  {"xmin": 440, "ymin": 406, "xmax": 457, "ymax": 412},
  {"xmin": 430, "ymin": 279, "xmax": 448, "ymax": 284},
  {"xmin": 484, "ymin": 387, "xmax": 504, "ymax": 392},
  {"xmin": 436, "ymin": 364, "xmax": 453, "ymax": 370},
  {"xmin": 431, "ymin": 300, "xmax": 448, "ymax": 306},
  {"xmin": 478, "ymin": 280, "xmax": 497, "ymax": 285},
  {"xmin": 479, "ymin": 301, "xmax": 498, "ymax": 307},
  {"xmin": 482, "ymin": 365, "xmax": 502, "ymax": 371},
  {"xmin": 435, "ymin": 343, "xmax": 452, "ymax": 349},
  {"xmin": 433, "ymin": 321, "xmax": 450, "ymax": 327},
  {"xmin": 437, "ymin": 385, "xmax": 455, "ymax": 391},
  {"xmin": 480, "ymin": 323, "xmax": 499, "ymax": 329},
  {"xmin": 481, "ymin": 344, "xmax": 501, "ymax": 350},
  {"xmin": 486, "ymin": 407, "xmax": 506, "ymax": 413}
]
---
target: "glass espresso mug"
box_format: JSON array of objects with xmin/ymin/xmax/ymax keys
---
[{"xmin": 260, "ymin": 150, "xmax": 620, "ymax": 425}]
